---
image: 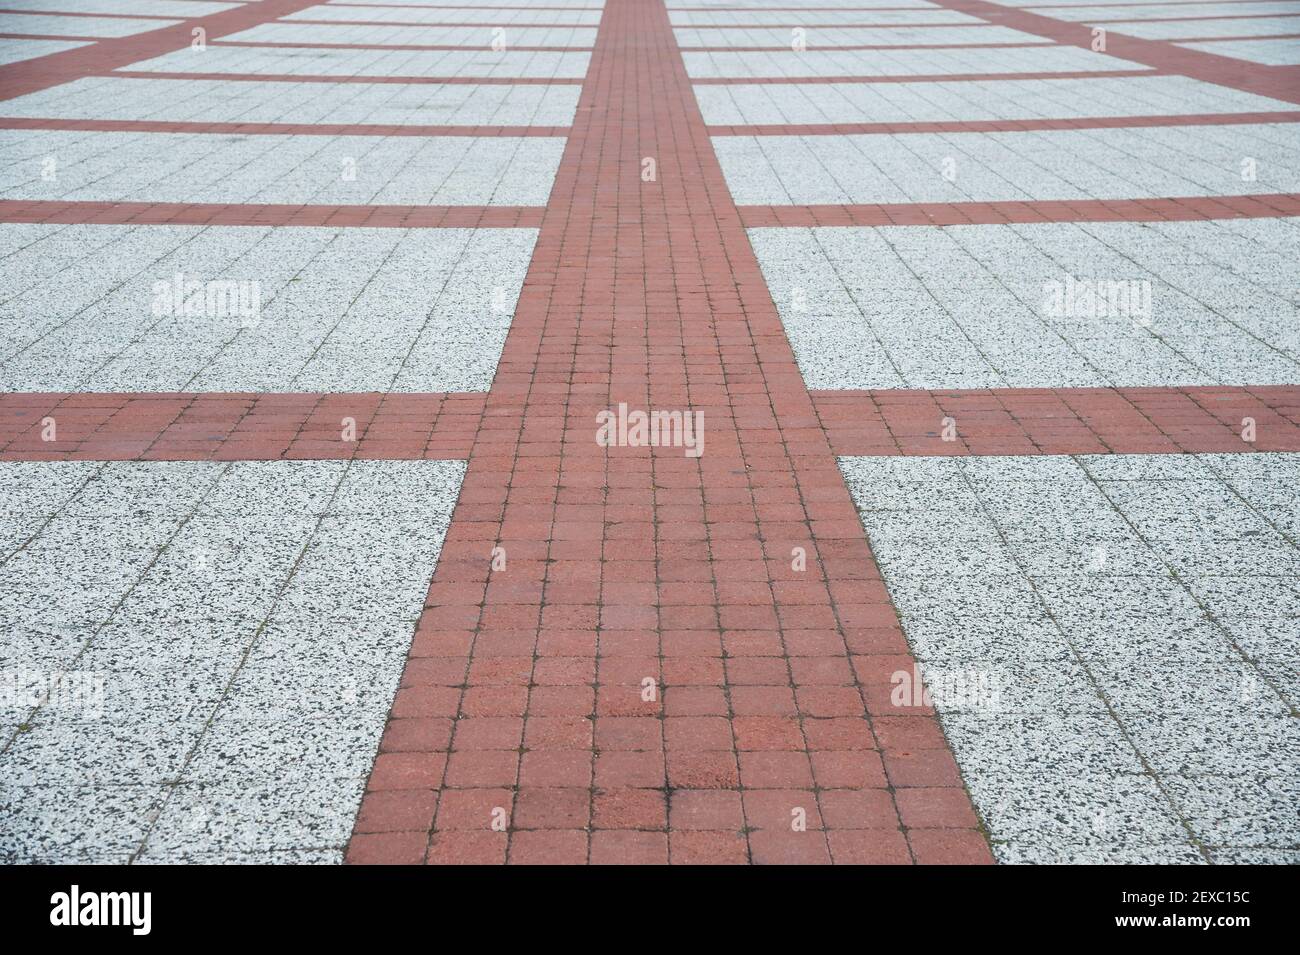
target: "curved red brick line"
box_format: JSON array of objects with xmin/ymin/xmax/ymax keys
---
[{"xmin": 345, "ymin": 0, "xmax": 994, "ymax": 867}]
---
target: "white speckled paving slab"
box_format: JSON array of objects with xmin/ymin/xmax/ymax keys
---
[
  {"xmin": 713, "ymin": 124, "xmax": 1300, "ymax": 204},
  {"xmin": 0, "ymin": 12, "xmax": 181, "ymax": 38},
  {"xmin": 670, "ymin": 9, "xmax": 970, "ymax": 26},
  {"xmin": 1180, "ymin": 37, "xmax": 1300, "ymax": 65},
  {"xmin": 1098, "ymin": 16, "xmax": 1300, "ymax": 40},
  {"xmin": 839, "ymin": 452, "xmax": 1300, "ymax": 864},
  {"xmin": 0, "ymin": 130, "xmax": 564, "ymax": 205},
  {"xmin": 0, "ymin": 0, "xmax": 238, "ymax": 13},
  {"xmin": 0, "ymin": 459, "xmax": 465, "ymax": 864},
  {"xmin": 674, "ymin": 25, "xmax": 1045, "ymax": 47},
  {"xmin": 693, "ymin": 75, "xmax": 1296, "ymax": 125},
  {"xmin": 288, "ymin": 6, "xmax": 603, "ymax": 25},
  {"xmin": 124, "ymin": 44, "xmax": 593, "ymax": 79},
  {"xmin": 0, "ymin": 76, "xmax": 583, "ymax": 126},
  {"xmin": 750, "ymin": 219, "xmax": 1300, "ymax": 389},
  {"xmin": 682, "ymin": 45, "xmax": 1148, "ymax": 78},
  {"xmin": 0, "ymin": 37, "xmax": 90, "ymax": 66},
  {"xmin": 0, "ymin": 223, "xmax": 536, "ymax": 393},
  {"xmin": 1038, "ymin": 1, "xmax": 1300, "ymax": 18},
  {"xmin": 225, "ymin": 22, "xmax": 600, "ymax": 47}
]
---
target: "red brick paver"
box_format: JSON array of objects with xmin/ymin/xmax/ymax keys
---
[{"xmin": 344, "ymin": 0, "xmax": 992, "ymax": 864}]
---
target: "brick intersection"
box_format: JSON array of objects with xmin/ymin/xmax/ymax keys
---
[{"xmin": 338, "ymin": 0, "xmax": 990, "ymax": 866}]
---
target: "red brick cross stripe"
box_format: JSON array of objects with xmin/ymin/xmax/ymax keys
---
[
  {"xmin": 691, "ymin": 69, "xmax": 1164, "ymax": 85},
  {"xmin": 926, "ymin": 0, "xmax": 1300, "ymax": 105},
  {"xmin": 737, "ymin": 195, "xmax": 1300, "ymax": 227},
  {"xmin": 812, "ymin": 387, "xmax": 1300, "ymax": 457},
  {"xmin": 711, "ymin": 112, "xmax": 1300, "ymax": 137},
  {"xmin": 0, "ymin": 201, "xmax": 546, "ymax": 229},
  {"xmin": 0, "ymin": 118, "xmax": 569, "ymax": 137},
  {"xmin": 5, "ymin": 386, "xmax": 1297, "ymax": 463},
  {"xmin": 342, "ymin": 0, "xmax": 992, "ymax": 866},
  {"xmin": 0, "ymin": 0, "xmax": 328, "ymax": 101},
  {"xmin": 0, "ymin": 393, "xmax": 487, "ymax": 461},
  {"xmin": 106, "ymin": 71, "xmax": 585, "ymax": 85}
]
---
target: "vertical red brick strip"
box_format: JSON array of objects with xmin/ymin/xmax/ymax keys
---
[{"xmin": 347, "ymin": 0, "xmax": 992, "ymax": 864}]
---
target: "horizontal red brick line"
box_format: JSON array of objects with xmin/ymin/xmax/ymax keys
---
[
  {"xmin": 692, "ymin": 68, "xmax": 1161, "ymax": 84},
  {"xmin": 683, "ymin": 21, "xmax": 992, "ymax": 28},
  {"xmin": 927, "ymin": 0, "xmax": 1300, "ymax": 104},
  {"xmin": 1167, "ymin": 32, "xmax": 1300, "ymax": 42},
  {"xmin": 738, "ymin": 193, "xmax": 1300, "ymax": 226},
  {"xmin": 1024, "ymin": 0, "xmax": 1292, "ymax": 6},
  {"xmin": 666, "ymin": 5, "xmax": 952, "ymax": 9},
  {"xmin": 1094, "ymin": 11, "xmax": 1300, "ymax": 22},
  {"xmin": 0, "ymin": 32, "xmax": 103, "ymax": 42},
  {"xmin": 108, "ymin": 70, "xmax": 585, "ymax": 84},
  {"xmin": 810, "ymin": 386, "xmax": 1300, "ymax": 456},
  {"xmin": 212, "ymin": 39, "xmax": 594, "ymax": 51},
  {"xmin": 0, "ymin": 200, "xmax": 546, "ymax": 228},
  {"xmin": 0, "ymin": 7, "xmax": 175, "ymax": 20},
  {"xmin": 711, "ymin": 111, "xmax": 1300, "ymax": 136},
  {"xmin": 286, "ymin": 18, "xmax": 595, "ymax": 28},
  {"xmin": 331, "ymin": 2, "xmax": 603, "ymax": 8},
  {"xmin": 0, "ymin": 0, "xmax": 325, "ymax": 101},
  {"xmin": 0, "ymin": 392, "xmax": 488, "ymax": 461},
  {"xmin": 684, "ymin": 41, "xmax": 1054, "ymax": 50},
  {"xmin": 0, "ymin": 116, "xmax": 569, "ymax": 136}
]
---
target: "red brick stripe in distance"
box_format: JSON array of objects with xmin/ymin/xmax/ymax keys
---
[
  {"xmin": 925, "ymin": 0, "xmax": 1300, "ymax": 104},
  {"xmin": 106, "ymin": 71, "xmax": 585, "ymax": 85},
  {"xmin": 0, "ymin": 0, "xmax": 327, "ymax": 101},
  {"xmin": 711, "ymin": 112, "xmax": 1300, "ymax": 136},
  {"xmin": 0, "ymin": 201, "xmax": 545, "ymax": 229},
  {"xmin": 691, "ymin": 69, "xmax": 1162, "ymax": 85},
  {"xmin": 0, "ymin": 117, "xmax": 569, "ymax": 137},
  {"xmin": 737, "ymin": 194, "xmax": 1300, "ymax": 227},
  {"xmin": 344, "ymin": 0, "xmax": 993, "ymax": 867}
]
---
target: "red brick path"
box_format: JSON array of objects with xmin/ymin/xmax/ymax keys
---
[{"xmin": 344, "ymin": 0, "xmax": 993, "ymax": 865}]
